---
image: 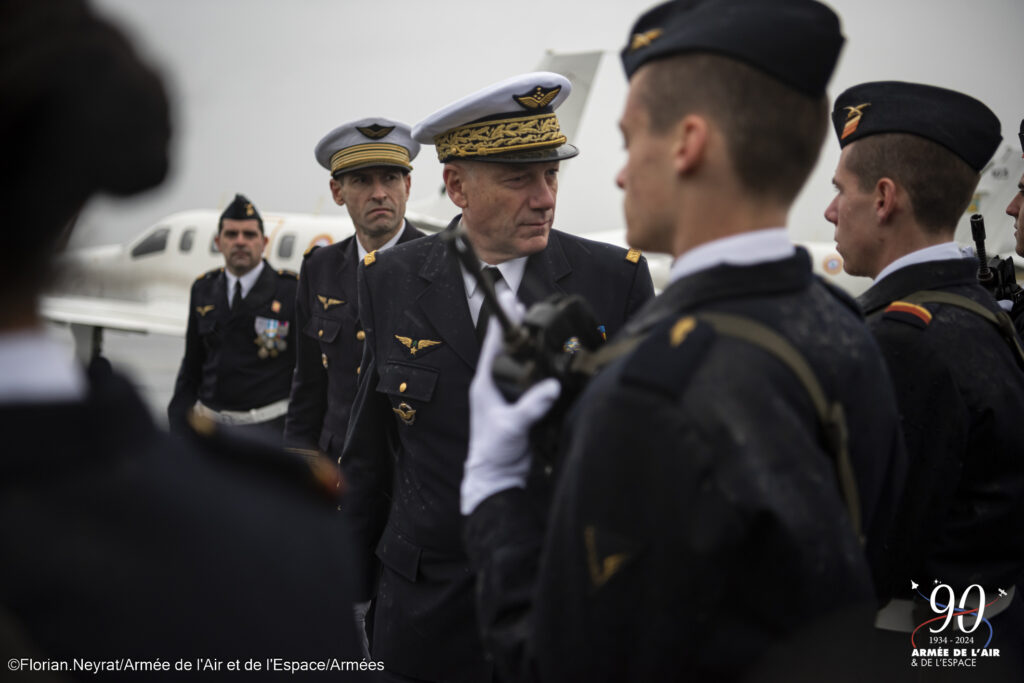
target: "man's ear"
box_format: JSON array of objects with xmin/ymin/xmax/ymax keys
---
[
  {"xmin": 874, "ymin": 177, "xmax": 898, "ymax": 222},
  {"xmin": 444, "ymin": 164, "xmax": 469, "ymax": 209},
  {"xmin": 671, "ymin": 114, "xmax": 709, "ymax": 175},
  {"xmin": 329, "ymin": 177, "xmax": 345, "ymax": 207}
]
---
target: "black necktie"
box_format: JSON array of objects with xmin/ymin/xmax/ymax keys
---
[
  {"xmin": 475, "ymin": 267, "xmax": 503, "ymax": 343},
  {"xmin": 231, "ymin": 279, "xmax": 242, "ymax": 309}
]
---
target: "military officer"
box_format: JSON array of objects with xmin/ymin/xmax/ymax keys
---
[
  {"xmin": 1, "ymin": 0, "xmax": 369, "ymax": 670},
  {"xmin": 168, "ymin": 194, "xmax": 298, "ymax": 438},
  {"xmin": 340, "ymin": 72, "xmax": 655, "ymax": 682},
  {"xmin": 825, "ymin": 82, "xmax": 1024, "ymax": 661},
  {"xmin": 284, "ymin": 119, "xmax": 424, "ymax": 457},
  {"xmin": 460, "ymin": 1, "xmax": 909, "ymax": 680}
]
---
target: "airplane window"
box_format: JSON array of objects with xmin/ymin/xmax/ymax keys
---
[
  {"xmin": 278, "ymin": 234, "xmax": 295, "ymax": 259},
  {"xmin": 130, "ymin": 227, "xmax": 170, "ymax": 258},
  {"xmin": 210, "ymin": 235, "xmax": 220, "ymax": 254},
  {"xmin": 179, "ymin": 228, "xmax": 195, "ymax": 253}
]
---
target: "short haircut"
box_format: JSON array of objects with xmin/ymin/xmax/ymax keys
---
[
  {"xmin": 634, "ymin": 53, "xmax": 828, "ymax": 205},
  {"xmin": 844, "ymin": 133, "xmax": 980, "ymax": 234}
]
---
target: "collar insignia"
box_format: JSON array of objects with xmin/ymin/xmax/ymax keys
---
[
  {"xmin": 394, "ymin": 335, "xmax": 442, "ymax": 357},
  {"xmin": 317, "ymin": 294, "xmax": 345, "ymax": 310},
  {"xmin": 514, "ymin": 85, "xmax": 561, "ymax": 110},
  {"xmin": 196, "ymin": 305, "xmax": 215, "ymax": 317},
  {"xmin": 393, "ymin": 402, "xmax": 416, "ymax": 425},
  {"xmin": 357, "ymin": 124, "xmax": 395, "ymax": 140},
  {"xmin": 669, "ymin": 316, "xmax": 698, "ymax": 347},
  {"xmin": 629, "ymin": 28, "xmax": 662, "ymax": 51},
  {"xmin": 584, "ymin": 526, "xmax": 629, "ymax": 588},
  {"xmin": 841, "ymin": 103, "xmax": 871, "ymax": 140}
]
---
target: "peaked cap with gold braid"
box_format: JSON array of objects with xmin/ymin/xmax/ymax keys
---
[
  {"xmin": 314, "ymin": 117, "xmax": 420, "ymax": 176},
  {"xmin": 412, "ymin": 71, "xmax": 579, "ymax": 164}
]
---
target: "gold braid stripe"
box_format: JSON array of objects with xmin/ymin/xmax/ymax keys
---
[
  {"xmin": 433, "ymin": 112, "xmax": 566, "ymax": 160},
  {"xmin": 330, "ymin": 143, "xmax": 411, "ymax": 173}
]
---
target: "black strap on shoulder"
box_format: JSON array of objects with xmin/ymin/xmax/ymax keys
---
[
  {"xmin": 574, "ymin": 313, "xmax": 864, "ymax": 544},
  {"xmin": 696, "ymin": 313, "xmax": 863, "ymax": 545},
  {"xmin": 901, "ymin": 290, "xmax": 1024, "ymax": 369}
]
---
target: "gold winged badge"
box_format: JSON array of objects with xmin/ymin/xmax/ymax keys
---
[
  {"xmin": 394, "ymin": 335, "xmax": 442, "ymax": 357},
  {"xmin": 513, "ymin": 85, "xmax": 561, "ymax": 110},
  {"xmin": 317, "ymin": 294, "xmax": 345, "ymax": 311},
  {"xmin": 196, "ymin": 305, "xmax": 215, "ymax": 317}
]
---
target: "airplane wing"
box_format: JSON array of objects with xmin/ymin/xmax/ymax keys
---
[{"xmin": 41, "ymin": 295, "xmax": 186, "ymax": 337}]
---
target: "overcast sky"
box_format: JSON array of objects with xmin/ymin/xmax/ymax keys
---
[{"xmin": 76, "ymin": 0, "xmax": 1024, "ymax": 251}]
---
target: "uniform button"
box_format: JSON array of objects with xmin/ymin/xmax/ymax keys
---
[
  {"xmin": 356, "ymin": 330, "xmax": 366, "ymax": 341},
  {"xmin": 318, "ymin": 329, "xmax": 324, "ymax": 337},
  {"xmin": 399, "ymin": 382, "xmax": 407, "ymax": 393},
  {"xmin": 337, "ymin": 457, "xmax": 342, "ymax": 464},
  {"xmin": 356, "ymin": 366, "xmax": 361, "ymax": 375}
]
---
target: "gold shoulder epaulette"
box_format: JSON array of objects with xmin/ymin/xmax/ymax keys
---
[
  {"xmin": 625, "ymin": 248, "xmax": 642, "ymax": 264},
  {"xmin": 278, "ymin": 269, "xmax": 298, "ymax": 279},
  {"xmin": 198, "ymin": 267, "xmax": 223, "ymax": 280},
  {"xmin": 364, "ymin": 250, "xmax": 378, "ymax": 266},
  {"xmin": 303, "ymin": 244, "xmax": 320, "ymax": 257}
]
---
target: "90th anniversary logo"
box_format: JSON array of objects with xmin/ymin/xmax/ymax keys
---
[{"xmin": 908, "ymin": 580, "xmax": 1008, "ymax": 670}]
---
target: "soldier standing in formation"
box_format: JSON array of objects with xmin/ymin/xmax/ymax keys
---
[
  {"xmin": 168, "ymin": 194, "xmax": 298, "ymax": 438},
  {"xmin": 1, "ymin": 0, "xmax": 370, "ymax": 671},
  {"xmin": 825, "ymin": 81, "xmax": 1024, "ymax": 669},
  {"xmin": 460, "ymin": 0, "xmax": 908, "ymax": 680}
]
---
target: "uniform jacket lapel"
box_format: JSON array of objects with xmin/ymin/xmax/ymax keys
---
[
  {"xmin": 415, "ymin": 218, "xmax": 479, "ymax": 370},
  {"xmin": 519, "ymin": 230, "xmax": 570, "ymax": 306},
  {"xmin": 238, "ymin": 260, "xmax": 276, "ymax": 316}
]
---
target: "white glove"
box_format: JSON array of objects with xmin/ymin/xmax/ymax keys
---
[{"xmin": 461, "ymin": 291, "xmax": 561, "ymax": 516}]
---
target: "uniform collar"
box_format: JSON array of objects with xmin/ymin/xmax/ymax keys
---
[
  {"xmin": 356, "ymin": 220, "xmax": 408, "ymax": 262},
  {"xmin": 873, "ymin": 241, "xmax": 962, "ymax": 285},
  {"xmin": 0, "ymin": 330, "xmax": 86, "ymax": 404},
  {"xmin": 225, "ymin": 259, "xmax": 265, "ymax": 300},
  {"xmin": 668, "ymin": 228, "xmax": 795, "ymax": 284}
]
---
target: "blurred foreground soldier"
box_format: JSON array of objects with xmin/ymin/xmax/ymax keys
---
[
  {"xmin": 341, "ymin": 72, "xmax": 654, "ymax": 681},
  {"xmin": 826, "ymin": 82, "xmax": 1024, "ymax": 669},
  {"xmin": 284, "ymin": 119, "xmax": 424, "ymax": 457},
  {"xmin": 168, "ymin": 193, "xmax": 298, "ymax": 438},
  {"xmin": 0, "ymin": 0, "xmax": 371, "ymax": 673},
  {"xmin": 460, "ymin": 1, "xmax": 908, "ymax": 680},
  {"xmin": 1006, "ymin": 118, "xmax": 1024, "ymax": 334}
]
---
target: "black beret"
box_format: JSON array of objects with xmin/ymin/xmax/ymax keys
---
[
  {"xmin": 831, "ymin": 81, "xmax": 1001, "ymax": 172},
  {"xmin": 620, "ymin": 0, "xmax": 844, "ymax": 97},
  {"xmin": 220, "ymin": 194, "xmax": 263, "ymax": 227}
]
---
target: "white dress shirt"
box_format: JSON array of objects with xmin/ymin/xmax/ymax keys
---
[
  {"xmin": 225, "ymin": 259, "xmax": 265, "ymax": 307},
  {"xmin": 668, "ymin": 228, "xmax": 796, "ymax": 285}
]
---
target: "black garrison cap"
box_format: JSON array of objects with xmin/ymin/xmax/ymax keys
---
[
  {"xmin": 831, "ymin": 81, "xmax": 1001, "ymax": 172},
  {"xmin": 620, "ymin": 0, "xmax": 844, "ymax": 97},
  {"xmin": 219, "ymin": 193, "xmax": 263, "ymax": 232}
]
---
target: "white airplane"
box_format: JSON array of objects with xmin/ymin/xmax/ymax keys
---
[{"xmin": 42, "ymin": 50, "xmax": 1023, "ymax": 360}]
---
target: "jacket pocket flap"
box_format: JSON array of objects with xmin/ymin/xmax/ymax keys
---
[
  {"xmin": 376, "ymin": 362, "xmax": 439, "ymax": 402},
  {"xmin": 304, "ymin": 315, "xmax": 341, "ymax": 342}
]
